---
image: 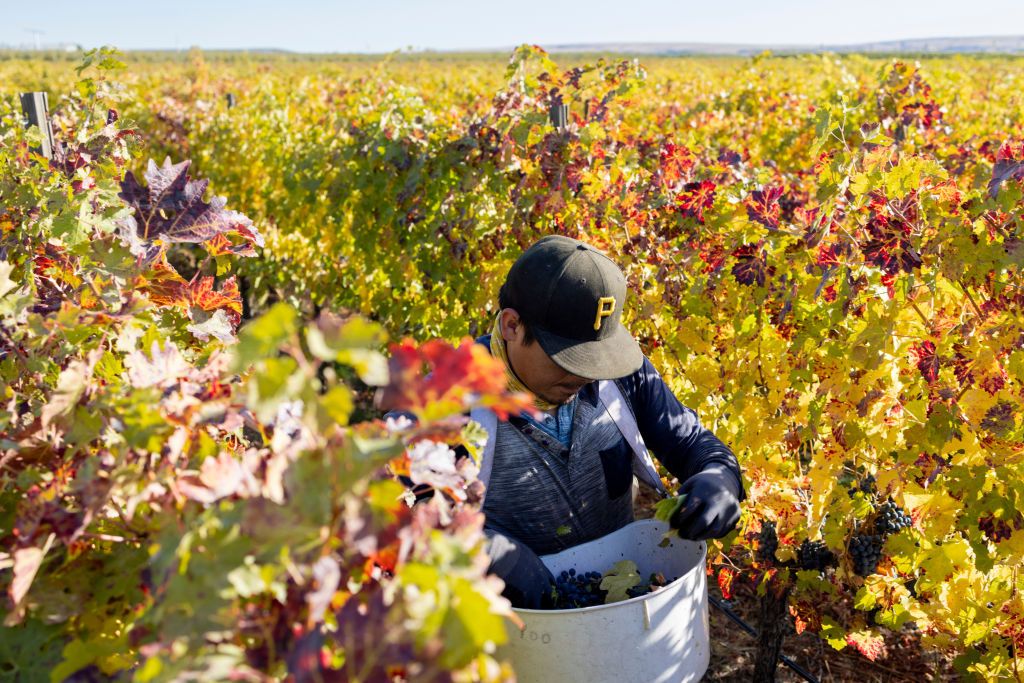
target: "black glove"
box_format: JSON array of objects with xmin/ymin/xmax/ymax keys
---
[{"xmin": 669, "ymin": 466, "xmax": 742, "ymax": 541}]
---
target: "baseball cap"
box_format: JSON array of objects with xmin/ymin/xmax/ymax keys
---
[{"xmin": 500, "ymin": 235, "xmax": 643, "ymax": 380}]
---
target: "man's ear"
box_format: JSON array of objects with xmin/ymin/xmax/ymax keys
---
[{"xmin": 498, "ymin": 308, "xmax": 522, "ymax": 343}]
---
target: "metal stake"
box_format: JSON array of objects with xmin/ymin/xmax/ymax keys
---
[{"xmin": 19, "ymin": 92, "xmax": 54, "ymax": 160}]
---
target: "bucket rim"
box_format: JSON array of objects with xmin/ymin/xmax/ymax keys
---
[{"xmin": 511, "ymin": 519, "xmax": 707, "ymax": 616}]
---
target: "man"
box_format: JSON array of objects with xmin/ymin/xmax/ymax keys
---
[{"xmin": 477, "ymin": 235, "xmax": 743, "ymax": 609}]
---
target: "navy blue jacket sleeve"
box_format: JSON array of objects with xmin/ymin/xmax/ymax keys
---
[{"xmin": 617, "ymin": 356, "xmax": 745, "ymax": 500}]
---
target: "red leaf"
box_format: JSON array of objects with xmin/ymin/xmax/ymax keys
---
[
  {"xmin": 815, "ymin": 243, "xmax": 842, "ymax": 269},
  {"xmin": 910, "ymin": 341, "xmax": 939, "ymax": 383},
  {"xmin": 696, "ymin": 240, "xmax": 726, "ymax": 274},
  {"xmin": 363, "ymin": 546, "xmax": 399, "ymax": 581},
  {"xmin": 862, "ymin": 199, "xmax": 921, "ymax": 276},
  {"xmin": 660, "ymin": 143, "xmax": 695, "ymax": 186},
  {"xmin": 716, "ymin": 567, "xmax": 737, "ymax": 600},
  {"xmin": 188, "ymin": 275, "xmax": 243, "ymax": 326},
  {"xmin": 676, "ymin": 180, "xmax": 716, "ymax": 224},
  {"xmin": 138, "ymin": 262, "xmax": 189, "ymax": 307},
  {"xmin": 788, "ymin": 600, "xmax": 821, "ymax": 635},
  {"xmin": 376, "ymin": 339, "xmax": 533, "ymax": 420},
  {"xmin": 745, "ymin": 186, "xmax": 784, "ymax": 229},
  {"xmin": 845, "ymin": 630, "xmax": 886, "ymax": 661}
]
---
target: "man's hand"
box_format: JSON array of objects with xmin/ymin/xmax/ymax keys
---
[{"xmin": 669, "ymin": 466, "xmax": 742, "ymax": 541}]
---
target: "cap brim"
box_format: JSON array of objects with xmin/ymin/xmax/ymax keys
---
[{"xmin": 533, "ymin": 323, "xmax": 644, "ymax": 381}]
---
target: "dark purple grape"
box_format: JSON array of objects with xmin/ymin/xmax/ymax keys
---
[
  {"xmin": 875, "ymin": 499, "xmax": 913, "ymax": 535},
  {"xmin": 850, "ymin": 534, "xmax": 883, "ymax": 576},
  {"xmin": 756, "ymin": 521, "xmax": 778, "ymax": 564},
  {"xmin": 797, "ymin": 539, "xmax": 835, "ymax": 571}
]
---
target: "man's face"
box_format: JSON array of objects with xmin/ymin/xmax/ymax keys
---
[{"xmin": 499, "ymin": 309, "xmax": 593, "ymax": 405}]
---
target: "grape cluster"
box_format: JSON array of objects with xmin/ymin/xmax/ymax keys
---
[
  {"xmin": 850, "ymin": 535, "xmax": 883, "ymax": 576},
  {"xmin": 549, "ymin": 569, "xmax": 678, "ymax": 609},
  {"xmin": 625, "ymin": 572, "xmax": 676, "ymax": 599},
  {"xmin": 797, "ymin": 539, "xmax": 835, "ymax": 571},
  {"xmin": 756, "ymin": 521, "xmax": 778, "ymax": 564},
  {"xmin": 846, "ymin": 473, "xmax": 877, "ymax": 498},
  {"xmin": 875, "ymin": 499, "xmax": 913, "ymax": 535},
  {"xmin": 978, "ymin": 514, "xmax": 1013, "ymax": 543},
  {"xmin": 551, "ymin": 568, "xmax": 605, "ymax": 609}
]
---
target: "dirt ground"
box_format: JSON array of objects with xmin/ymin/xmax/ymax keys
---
[{"xmin": 702, "ymin": 579, "xmax": 957, "ymax": 682}]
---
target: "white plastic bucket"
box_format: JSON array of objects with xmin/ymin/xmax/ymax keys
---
[{"xmin": 501, "ymin": 519, "xmax": 710, "ymax": 683}]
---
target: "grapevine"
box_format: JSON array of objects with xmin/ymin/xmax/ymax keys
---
[{"xmin": 1, "ymin": 44, "xmax": 1023, "ymax": 680}]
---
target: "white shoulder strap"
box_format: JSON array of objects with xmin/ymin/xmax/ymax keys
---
[
  {"xmin": 470, "ymin": 382, "xmax": 668, "ymax": 504},
  {"xmin": 597, "ymin": 380, "xmax": 668, "ymax": 496}
]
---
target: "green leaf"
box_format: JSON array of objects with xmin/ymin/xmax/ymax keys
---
[
  {"xmin": 820, "ymin": 616, "xmax": 848, "ymax": 651},
  {"xmin": 439, "ymin": 577, "xmax": 508, "ymax": 669},
  {"xmin": 248, "ymin": 356, "xmax": 302, "ymax": 423},
  {"xmin": 876, "ymin": 603, "xmax": 914, "ymax": 630},
  {"xmin": 810, "ymin": 107, "xmax": 832, "ymax": 156},
  {"xmin": 232, "ymin": 303, "xmax": 298, "ymax": 371},
  {"xmin": 319, "ymin": 385, "xmax": 354, "ymax": 426},
  {"xmin": 336, "ymin": 349, "xmax": 389, "ymax": 386},
  {"xmin": 654, "ymin": 494, "xmax": 687, "ymax": 523},
  {"xmin": 0, "ymin": 619, "xmax": 64, "ymax": 682},
  {"xmin": 306, "ymin": 314, "xmax": 389, "ymax": 385},
  {"xmin": 853, "ymin": 585, "xmax": 877, "ymax": 610},
  {"xmin": 41, "ymin": 359, "xmax": 90, "ymax": 429},
  {"xmin": 600, "ymin": 560, "xmax": 642, "ymax": 603}
]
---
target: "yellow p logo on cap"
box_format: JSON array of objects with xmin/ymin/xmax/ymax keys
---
[{"xmin": 593, "ymin": 296, "xmax": 616, "ymax": 330}]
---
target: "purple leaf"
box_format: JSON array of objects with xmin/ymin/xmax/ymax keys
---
[
  {"xmin": 118, "ymin": 158, "xmax": 262, "ymax": 258},
  {"xmin": 988, "ymin": 158, "xmax": 1024, "ymax": 199}
]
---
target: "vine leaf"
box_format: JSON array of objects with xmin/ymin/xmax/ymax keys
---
[
  {"xmin": 746, "ymin": 186, "xmax": 784, "ymax": 229},
  {"xmin": 654, "ymin": 493, "xmax": 687, "ymax": 545},
  {"xmin": 845, "ymin": 629, "xmax": 886, "ymax": 661},
  {"xmin": 377, "ymin": 339, "xmax": 534, "ymax": 421},
  {"xmin": 188, "ymin": 309, "xmax": 236, "ymax": 343},
  {"xmin": 118, "ymin": 158, "xmax": 263, "ymax": 261},
  {"xmin": 124, "ymin": 341, "xmax": 191, "ymax": 389},
  {"xmin": 653, "ymin": 493, "xmax": 688, "ymax": 523},
  {"xmin": 676, "ymin": 180, "xmax": 716, "ymax": 224},
  {"xmin": 600, "ymin": 560, "xmax": 642, "ymax": 603},
  {"xmin": 189, "ymin": 275, "xmax": 243, "ymax": 326},
  {"xmin": 909, "ymin": 341, "xmax": 940, "ymax": 383},
  {"xmin": 732, "ymin": 242, "xmax": 773, "ymax": 287},
  {"xmin": 988, "ymin": 151, "xmax": 1024, "ymax": 199},
  {"xmin": 5, "ymin": 533, "xmax": 56, "ymax": 626},
  {"xmin": 716, "ymin": 567, "xmax": 737, "ymax": 600},
  {"xmin": 137, "ymin": 267, "xmax": 242, "ymax": 330},
  {"xmin": 40, "ymin": 348, "xmax": 103, "ymax": 430}
]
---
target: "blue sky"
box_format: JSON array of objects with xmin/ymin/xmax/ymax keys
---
[{"xmin": 4, "ymin": 0, "xmax": 1024, "ymax": 52}]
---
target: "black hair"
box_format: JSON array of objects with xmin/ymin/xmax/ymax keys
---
[{"xmin": 498, "ymin": 282, "xmax": 536, "ymax": 345}]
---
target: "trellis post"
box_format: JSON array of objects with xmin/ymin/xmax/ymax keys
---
[{"xmin": 19, "ymin": 92, "xmax": 55, "ymax": 159}]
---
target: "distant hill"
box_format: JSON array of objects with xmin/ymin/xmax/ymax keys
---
[
  {"xmin": 3, "ymin": 36, "xmax": 1023, "ymax": 57},
  {"xmin": 538, "ymin": 35, "xmax": 1024, "ymax": 56}
]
